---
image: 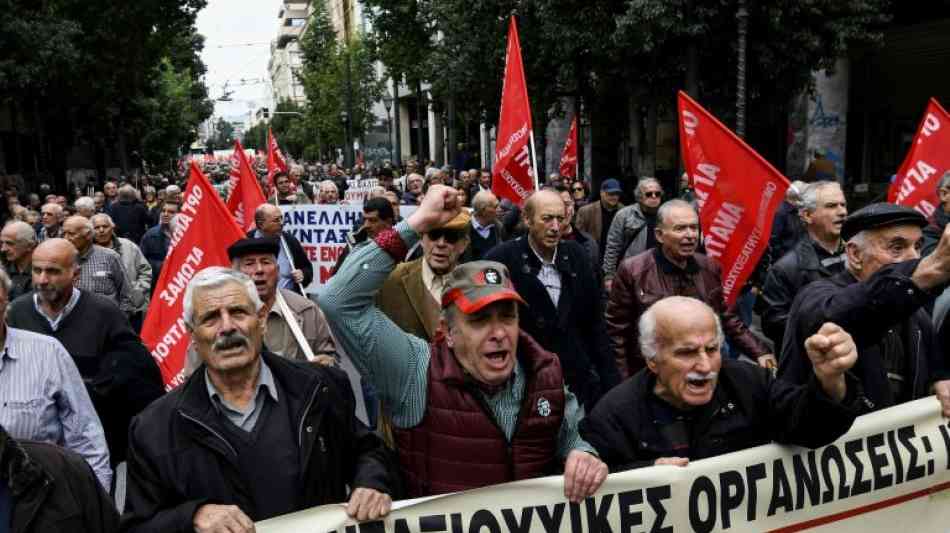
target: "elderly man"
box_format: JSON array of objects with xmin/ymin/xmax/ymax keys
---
[
  {"xmin": 402, "ymin": 173, "xmax": 425, "ymax": 205},
  {"xmin": 91, "ymin": 213, "xmax": 152, "ymax": 327},
  {"xmin": 318, "ymin": 180, "xmax": 341, "ymax": 204},
  {"xmin": 575, "ymin": 178, "xmax": 624, "ymax": 265},
  {"xmin": 274, "ymin": 171, "xmax": 309, "ymax": 205},
  {"xmin": 558, "ymin": 186, "xmax": 599, "ymax": 268},
  {"xmin": 1, "ymin": 220, "xmax": 36, "ymax": 300},
  {"xmin": 377, "ymin": 210, "xmax": 470, "ymax": 341},
  {"xmin": 164, "ymin": 184, "xmax": 182, "ymax": 205},
  {"xmin": 581, "ymin": 296, "xmax": 861, "ymax": 471},
  {"xmin": 0, "ymin": 267, "xmax": 112, "ymax": 489},
  {"xmin": 602, "ymin": 177, "xmax": 664, "ymax": 287},
  {"xmin": 252, "ymin": 203, "xmax": 313, "ymax": 293},
  {"xmin": 760, "ymin": 181, "xmax": 847, "ymax": 349},
  {"xmin": 7, "ymin": 238, "xmax": 163, "ymax": 467},
  {"xmin": 486, "ymin": 190, "xmax": 620, "ymax": 408},
  {"xmin": 103, "ymin": 181, "xmax": 118, "ymax": 207},
  {"xmin": 607, "ymin": 200, "xmax": 772, "ymax": 378},
  {"xmin": 74, "ymin": 196, "xmax": 97, "ymax": 218},
  {"xmin": 122, "ymin": 268, "xmax": 395, "ymax": 532},
  {"xmin": 62, "ymin": 215, "xmax": 132, "ymax": 312},
  {"xmin": 468, "ymin": 190, "xmax": 506, "ymax": 261},
  {"xmin": 229, "ymin": 238, "xmax": 335, "ymax": 362},
  {"xmin": 922, "ymin": 170, "xmax": 950, "ymax": 256},
  {"xmin": 780, "ymin": 203, "xmax": 950, "ymax": 416},
  {"xmin": 323, "ymin": 185, "xmax": 608, "ymax": 501},
  {"xmin": 105, "ymin": 184, "xmax": 150, "ymax": 244},
  {"xmin": 140, "ymin": 201, "xmax": 178, "ymax": 290},
  {"xmin": 38, "ymin": 203, "xmax": 64, "ymax": 241}
]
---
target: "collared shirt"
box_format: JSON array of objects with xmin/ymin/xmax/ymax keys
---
[
  {"xmin": 205, "ymin": 359, "xmax": 279, "ymax": 431},
  {"xmin": 471, "ymin": 218, "xmax": 492, "ymax": 240},
  {"xmin": 265, "ymin": 289, "xmax": 336, "ymax": 361},
  {"xmin": 528, "ymin": 239, "xmax": 562, "ymax": 307},
  {"xmin": 421, "ymin": 258, "xmax": 447, "ymax": 305},
  {"xmin": 37, "ymin": 225, "xmax": 61, "ymax": 242},
  {"xmin": 0, "ymin": 258, "xmax": 31, "ymax": 301},
  {"xmin": 323, "ymin": 222, "xmax": 593, "ymax": 457},
  {"xmin": 33, "ymin": 288, "xmax": 81, "ymax": 332},
  {"xmin": 76, "ymin": 244, "xmax": 130, "ymax": 311},
  {"xmin": 0, "ymin": 327, "xmax": 111, "ymax": 489},
  {"xmin": 255, "ymin": 230, "xmax": 294, "ymax": 290}
]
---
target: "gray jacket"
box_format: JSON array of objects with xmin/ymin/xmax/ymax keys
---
[
  {"xmin": 112, "ymin": 237, "xmax": 152, "ymax": 313},
  {"xmin": 602, "ymin": 204, "xmax": 649, "ymax": 280}
]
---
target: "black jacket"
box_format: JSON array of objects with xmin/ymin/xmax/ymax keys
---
[
  {"xmin": 247, "ymin": 229, "xmax": 313, "ymax": 294},
  {"xmin": 778, "ymin": 261, "xmax": 949, "ymax": 412},
  {"xmin": 759, "ymin": 237, "xmax": 845, "ymax": 349},
  {"xmin": 580, "ymin": 359, "xmax": 861, "ymax": 471},
  {"xmin": 106, "ymin": 200, "xmax": 151, "ymax": 245},
  {"xmin": 922, "ymin": 208, "xmax": 949, "ymax": 257},
  {"xmin": 0, "ymin": 427, "xmax": 119, "ymax": 533},
  {"xmin": 121, "ymin": 352, "xmax": 396, "ymax": 533},
  {"xmin": 485, "ymin": 237, "xmax": 621, "ymax": 408},
  {"xmin": 140, "ymin": 224, "xmax": 170, "ymax": 295}
]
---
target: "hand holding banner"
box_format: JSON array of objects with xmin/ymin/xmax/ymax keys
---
[
  {"xmin": 887, "ymin": 98, "xmax": 950, "ymax": 218},
  {"xmin": 678, "ymin": 91, "xmax": 790, "ymax": 306}
]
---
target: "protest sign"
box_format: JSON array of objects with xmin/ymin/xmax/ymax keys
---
[
  {"xmin": 887, "ymin": 98, "xmax": 950, "ymax": 217},
  {"xmin": 258, "ymin": 397, "xmax": 950, "ymax": 532},
  {"xmin": 344, "ymin": 177, "xmax": 380, "ymax": 203}
]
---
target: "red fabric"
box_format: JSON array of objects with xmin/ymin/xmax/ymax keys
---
[
  {"xmin": 888, "ymin": 98, "xmax": 950, "ymax": 218},
  {"xmin": 393, "ymin": 332, "xmax": 564, "ymax": 497},
  {"xmin": 559, "ymin": 116, "xmax": 578, "ymax": 178},
  {"xmin": 266, "ymin": 128, "xmax": 288, "ymax": 195},
  {"xmin": 373, "ymin": 228, "xmax": 409, "ymax": 263},
  {"xmin": 226, "ymin": 140, "xmax": 268, "ymax": 231},
  {"xmin": 677, "ymin": 91, "xmax": 790, "ymax": 306},
  {"xmin": 491, "ymin": 16, "xmax": 536, "ymax": 206}
]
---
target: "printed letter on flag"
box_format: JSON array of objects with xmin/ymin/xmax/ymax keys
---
[
  {"xmin": 491, "ymin": 16, "xmax": 536, "ymax": 205},
  {"xmin": 677, "ymin": 91, "xmax": 790, "ymax": 306},
  {"xmin": 267, "ymin": 128, "xmax": 288, "ymax": 194},
  {"xmin": 888, "ymin": 98, "xmax": 950, "ymax": 218},
  {"xmin": 227, "ymin": 140, "xmax": 268, "ymax": 231},
  {"xmin": 559, "ymin": 116, "xmax": 578, "ymax": 178},
  {"xmin": 141, "ymin": 162, "xmax": 247, "ymax": 389}
]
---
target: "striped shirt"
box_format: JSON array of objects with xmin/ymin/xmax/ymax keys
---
[
  {"xmin": 0, "ymin": 327, "xmax": 111, "ymax": 489},
  {"xmin": 322, "ymin": 222, "xmax": 593, "ymax": 457},
  {"xmin": 76, "ymin": 244, "xmax": 132, "ymax": 312}
]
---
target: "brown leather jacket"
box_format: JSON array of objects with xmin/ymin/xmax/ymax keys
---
[{"xmin": 606, "ymin": 248, "xmax": 768, "ymax": 377}]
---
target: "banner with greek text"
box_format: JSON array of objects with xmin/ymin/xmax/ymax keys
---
[
  {"xmin": 257, "ymin": 397, "xmax": 950, "ymax": 532},
  {"xmin": 887, "ymin": 98, "xmax": 950, "ymax": 218},
  {"xmin": 678, "ymin": 91, "xmax": 790, "ymax": 306}
]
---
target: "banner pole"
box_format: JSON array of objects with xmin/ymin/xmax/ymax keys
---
[{"xmin": 529, "ymin": 130, "xmax": 540, "ymax": 191}]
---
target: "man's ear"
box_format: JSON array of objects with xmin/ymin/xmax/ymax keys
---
[
  {"xmin": 845, "ymin": 242, "xmax": 862, "ymax": 272},
  {"xmin": 645, "ymin": 356, "xmax": 658, "ymax": 374}
]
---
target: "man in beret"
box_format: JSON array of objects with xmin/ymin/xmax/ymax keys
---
[{"xmin": 780, "ymin": 202, "xmax": 950, "ymax": 416}]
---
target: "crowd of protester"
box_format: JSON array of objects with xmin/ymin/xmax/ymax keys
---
[{"xmin": 1, "ymin": 155, "xmax": 949, "ymax": 532}]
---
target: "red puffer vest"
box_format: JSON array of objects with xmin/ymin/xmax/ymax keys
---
[{"xmin": 393, "ymin": 331, "xmax": 565, "ymax": 497}]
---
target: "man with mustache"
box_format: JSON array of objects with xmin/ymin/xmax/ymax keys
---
[
  {"xmin": 581, "ymin": 296, "xmax": 862, "ymax": 470},
  {"xmin": 760, "ymin": 181, "xmax": 847, "ymax": 350},
  {"xmin": 485, "ymin": 189, "xmax": 620, "ymax": 409},
  {"xmin": 607, "ymin": 200, "xmax": 772, "ymax": 378},
  {"xmin": 122, "ymin": 268, "xmax": 395, "ymax": 533},
  {"xmin": 322, "ymin": 185, "xmax": 609, "ymax": 501}
]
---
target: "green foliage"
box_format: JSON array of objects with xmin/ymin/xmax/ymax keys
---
[{"xmin": 139, "ymin": 58, "xmax": 214, "ymax": 164}]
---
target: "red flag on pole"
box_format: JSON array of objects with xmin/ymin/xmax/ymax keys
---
[
  {"xmin": 227, "ymin": 140, "xmax": 268, "ymax": 231},
  {"xmin": 141, "ymin": 161, "xmax": 247, "ymax": 389},
  {"xmin": 677, "ymin": 91, "xmax": 790, "ymax": 306},
  {"xmin": 266, "ymin": 128, "xmax": 288, "ymax": 194},
  {"xmin": 559, "ymin": 116, "xmax": 578, "ymax": 178},
  {"xmin": 491, "ymin": 16, "xmax": 537, "ymax": 205},
  {"xmin": 887, "ymin": 98, "xmax": 950, "ymax": 218}
]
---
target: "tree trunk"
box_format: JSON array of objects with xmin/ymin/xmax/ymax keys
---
[{"xmin": 393, "ymin": 80, "xmax": 402, "ymax": 166}]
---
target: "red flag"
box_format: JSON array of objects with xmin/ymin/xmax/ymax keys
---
[
  {"xmin": 266, "ymin": 128, "xmax": 288, "ymax": 194},
  {"xmin": 227, "ymin": 140, "xmax": 268, "ymax": 231},
  {"xmin": 888, "ymin": 98, "xmax": 950, "ymax": 218},
  {"xmin": 677, "ymin": 91, "xmax": 790, "ymax": 306},
  {"xmin": 491, "ymin": 16, "xmax": 536, "ymax": 205},
  {"xmin": 559, "ymin": 116, "xmax": 578, "ymax": 178},
  {"xmin": 141, "ymin": 162, "xmax": 247, "ymax": 389}
]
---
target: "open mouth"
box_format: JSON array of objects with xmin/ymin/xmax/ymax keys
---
[
  {"xmin": 686, "ymin": 376, "xmax": 713, "ymax": 393},
  {"xmin": 483, "ymin": 349, "xmax": 510, "ymax": 369}
]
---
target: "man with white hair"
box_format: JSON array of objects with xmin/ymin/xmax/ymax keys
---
[
  {"xmin": 467, "ymin": 190, "xmax": 505, "ymax": 261},
  {"xmin": 0, "ymin": 220, "xmax": 36, "ymax": 300},
  {"xmin": 601, "ymin": 177, "xmax": 664, "ymax": 285},
  {"xmin": 74, "ymin": 196, "xmax": 96, "ymax": 218},
  {"xmin": 581, "ymin": 296, "xmax": 862, "ymax": 471},
  {"xmin": 318, "ymin": 180, "xmax": 340, "ymax": 204},
  {"xmin": 122, "ymin": 267, "xmax": 396, "ymax": 531},
  {"xmin": 164, "ymin": 184, "xmax": 182, "ymax": 205},
  {"xmin": 38, "ymin": 202, "xmax": 64, "ymax": 241},
  {"xmin": 62, "ymin": 215, "xmax": 132, "ymax": 312},
  {"xmin": 91, "ymin": 213, "xmax": 152, "ymax": 328}
]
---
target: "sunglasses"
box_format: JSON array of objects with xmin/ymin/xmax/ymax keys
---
[
  {"xmin": 572, "ymin": 187, "xmax": 584, "ymax": 192},
  {"xmin": 427, "ymin": 228, "xmax": 465, "ymax": 243},
  {"xmin": 643, "ymin": 191, "xmax": 663, "ymax": 198}
]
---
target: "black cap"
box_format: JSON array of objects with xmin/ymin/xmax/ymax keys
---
[
  {"xmin": 227, "ymin": 238, "xmax": 280, "ymax": 261},
  {"xmin": 841, "ymin": 202, "xmax": 928, "ymax": 242}
]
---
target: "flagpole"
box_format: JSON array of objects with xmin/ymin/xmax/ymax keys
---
[{"xmin": 528, "ymin": 130, "xmax": 540, "ymax": 190}]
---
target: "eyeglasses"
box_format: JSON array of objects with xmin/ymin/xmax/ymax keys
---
[
  {"xmin": 427, "ymin": 228, "xmax": 465, "ymax": 243},
  {"xmin": 643, "ymin": 191, "xmax": 663, "ymax": 198},
  {"xmin": 572, "ymin": 187, "xmax": 584, "ymax": 192}
]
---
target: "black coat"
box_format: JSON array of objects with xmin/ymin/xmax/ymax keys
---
[
  {"xmin": 121, "ymin": 352, "xmax": 396, "ymax": 533},
  {"xmin": 778, "ymin": 260, "xmax": 949, "ymax": 412},
  {"xmin": 0, "ymin": 428, "xmax": 119, "ymax": 533},
  {"xmin": 485, "ymin": 237, "xmax": 621, "ymax": 408},
  {"xmin": 106, "ymin": 200, "xmax": 151, "ymax": 245},
  {"xmin": 580, "ymin": 359, "xmax": 861, "ymax": 471},
  {"xmin": 922, "ymin": 208, "xmax": 949, "ymax": 257},
  {"xmin": 759, "ymin": 237, "xmax": 845, "ymax": 349},
  {"xmin": 247, "ymin": 229, "xmax": 313, "ymax": 294}
]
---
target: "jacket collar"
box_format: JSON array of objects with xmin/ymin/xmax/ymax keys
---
[
  {"xmin": 0, "ymin": 426, "xmax": 48, "ymax": 498},
  {"xmin": 654, "ymin": 247, "xmax": 699, "ymax": 275},
  {"xmin": 518, "ymin": 236, "xmax": 572, "ymax": 275}
]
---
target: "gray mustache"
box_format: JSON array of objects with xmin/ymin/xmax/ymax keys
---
[{"xmin": 214, "ymin": 332, "xmax": 249, "ymax": 351}]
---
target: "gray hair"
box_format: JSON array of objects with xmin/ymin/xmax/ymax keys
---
[
  {"xmin": 74, "ymin": 196, "xmax": 95, "ymax": 212},
  {"xmin": 0, "ymin": 267, "xmax": 11, "ymax": 297},
  {"xmin": 634, "ymin": 177, "xmax": 662, "ymax": 200},
  {"xmin": 3, "ymin": 221, "xmax": 36, "ymax": 246},
  {"xmin": 90, "ymin": 213, "xmax": 114, "ymax": 227},
  {"xmin": 472, "ymin": 190, "xmax": 498, "ymax": 214},
  {"xmin": 656, "ymin": 199, "xmax": 697, "ymax": 226},
  {"xmin": 165, "ymin": 184, "xmax": 181, "ymax": 195},
  {"xmin": 65, "ymin": 215, "xmax": 94, "ymax": 234},
  {"xmin": 800, "ymin": 181, "xmax": 841, "ymax": 212},
  {"xmin": 844, "ymin": 230, "xmax": 870, "ymax": 271},
  {"xmin": 638, "ymin": 296, "xmax": 723, "ymax": 361},
  {"xmin": 118, "ymin": 185, "xmax": 138, "ymax": 202},
  {"xmin": 182, "ymin": 267, "xmax": 263, "ymax": 329},
  {"xmin": 938, "ymin": 171, "xmax": 950, "ymax": 192}
]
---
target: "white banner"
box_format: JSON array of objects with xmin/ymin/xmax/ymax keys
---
[
  {"xmin": 258, "ymin": 397, "xmax": 950, "ymax": 532},
  {"xmin": 281, "ymin": 204, "xmax": 416, "ymax": 294}
]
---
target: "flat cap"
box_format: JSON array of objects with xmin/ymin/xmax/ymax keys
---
[
  {"xmin": 441, "ymin": 261, "xmax": 526, "ymax": 313},
  {"xmin": 227, "ymin": 237, "xmax": 280, "ymax": 261},
  {"xmin": 841, "ymin": 202, "xmax": 927, "ymax": 242}
]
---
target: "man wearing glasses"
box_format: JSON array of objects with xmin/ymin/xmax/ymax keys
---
[
  {"xmin": 602, "ymin": 177, "xmax": 665, "ymax": 288},
  {"xmin": 38, "ymin": 203, "xmax": 64, "ymax": 242}
]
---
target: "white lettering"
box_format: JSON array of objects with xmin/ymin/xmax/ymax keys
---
[{"xmin": 682, "ymin": 110, "xmax": 699, "ymax": 137}]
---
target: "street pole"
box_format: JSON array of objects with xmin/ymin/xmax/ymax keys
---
[
  {"xmin": 343, "ymin": 0, "xmax": 354, "ymax": 168},
  {"xmin": 393, "ymin": 81, "xmax": 402, "ymax": 167}
]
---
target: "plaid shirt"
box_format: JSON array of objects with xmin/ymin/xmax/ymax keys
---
[{"xmin": 76, "ymin": 245, "xmax": 132, "ymax": 312}]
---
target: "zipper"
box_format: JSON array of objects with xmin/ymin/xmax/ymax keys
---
[
  {"xmin": 298, "ymin": 380, "xmax": 322, "ymax": 448},
  {"xmin": 179, "ymin": 410, "xmax": 238, "ymax": 457}
]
